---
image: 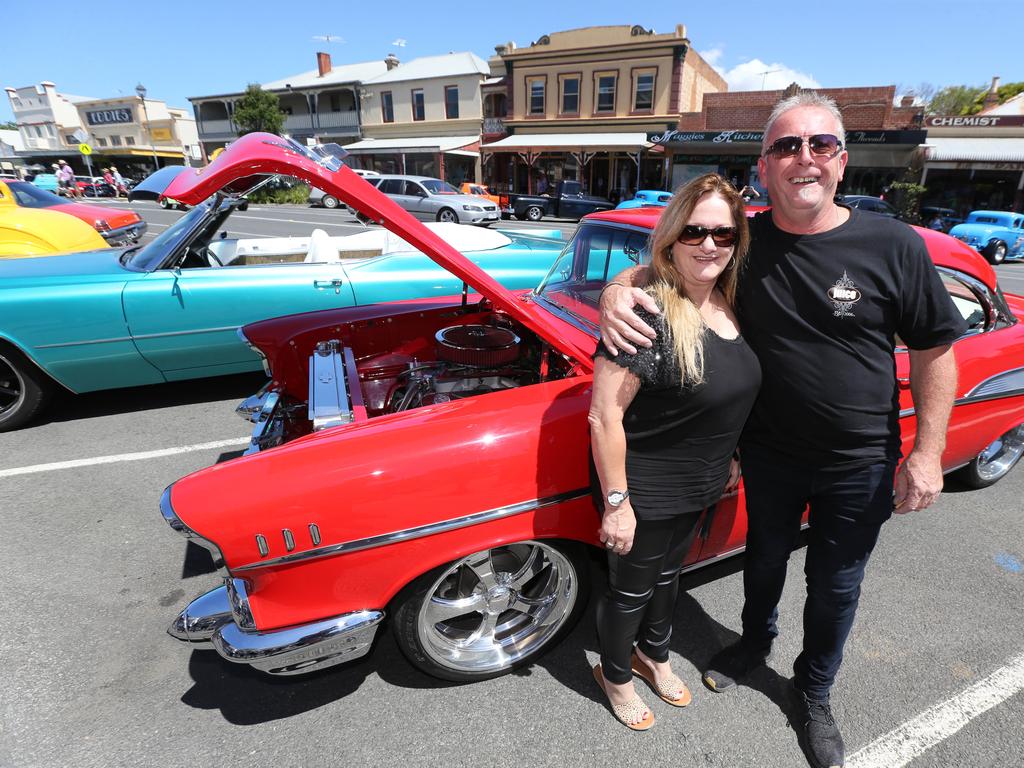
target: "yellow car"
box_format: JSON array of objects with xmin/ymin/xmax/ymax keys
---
[{"xmin": 0, "ymin": 205, "xmax": 109, "ymax": 258}]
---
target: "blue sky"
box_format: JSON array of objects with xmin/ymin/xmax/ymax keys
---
[{"xmin": 2, "ymin": 0, "xmax": 1018, "ymax": 124}]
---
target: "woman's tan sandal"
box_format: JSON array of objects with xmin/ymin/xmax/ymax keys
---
[
  {"xmin": 630, "ymin": 651, "xmax": 692, "ymax": 707},
  {"xmin": 592, "ymin": 664, "xmax": 656, "ymax": 731}
]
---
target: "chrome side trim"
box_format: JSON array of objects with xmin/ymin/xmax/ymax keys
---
[
  {"xmin": 226, "ymin": 578, "xmax": 256, "ymax": 631},
  {"xmin": 965, "ymin": 366, "xmax": 1024, "ymax": 400},
  {"xmin": 255, "ymin": 534, "xmax": 269, "ymax": 556},
  {"xmin": 235, "ymin": 487, "xmax": 591, "ymax": 571},
  {"xmin": 159, "ymin": 485, "xmax": 226, "ymax": 571},
  {"xmin": 131, "ymin": 325, "xmax": 240, "ymax": 341},
  {"xmin": 899, "ymin": 367, "xmax": 1024, "ymax": 420},
  {"xmin": 36, "ymin": 325, "xmax": 242, "ymax": 349},
  {"xmin": 308, "ymin": 524, "xmax": 321, "ymax": 545},
  {"xmin": 167, "ymin": 585, "xmax": 233, "ymax": 644},
  {"xmin": 36, "ymin": 335, "xmax": 134, "ymax": 349},
  {"xmin": 212, "ymin": 609, "xmax": 385, "ymax": 676}
]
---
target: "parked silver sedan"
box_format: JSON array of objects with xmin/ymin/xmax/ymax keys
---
[{"xmin": 373, "ymin": 175, "xmax": 500, "ymax": 225}]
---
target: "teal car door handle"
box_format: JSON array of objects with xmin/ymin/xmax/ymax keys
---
[{"xmin": 314, "ymin": 278, "xmax": 344, "ymax": 295}]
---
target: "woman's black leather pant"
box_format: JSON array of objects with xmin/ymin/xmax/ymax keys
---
[{"xmin": 596, "ymin": 511, "xmax": 701, "ymax": 684}]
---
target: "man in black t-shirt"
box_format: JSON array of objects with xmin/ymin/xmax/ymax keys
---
[{"xmin": 598, "ymin": 93, "xmax": 963, "ymax": 768}]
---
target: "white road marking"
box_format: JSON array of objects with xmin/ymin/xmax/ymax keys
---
[
  {"xmin": 0, "ymin": 438, "xmax": 249, "ymax": 478},
  {"xmin": 848, "ymin": 651, "xmax": 1024, "ymax": 768}
]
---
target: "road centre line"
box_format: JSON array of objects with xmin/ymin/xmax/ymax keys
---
[
  {"xmin": 0, "ymin": 438, "xmax": 249, "ymax": 478},
  {"xmin": 847, "ymin": 650, "xmax": 1024, "ymax": 767}
]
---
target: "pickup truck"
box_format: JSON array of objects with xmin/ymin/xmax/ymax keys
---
[{"xmin": 500, "ymin": 180, "xmax": 614, "ymax": 221}]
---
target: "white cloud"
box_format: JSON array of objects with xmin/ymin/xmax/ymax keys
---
[{"xmin": 698, "ymin": 49, "xmax": 820, "ymax": 92}]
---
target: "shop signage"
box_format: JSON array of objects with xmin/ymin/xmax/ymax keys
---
[
  {"xmin": 150, "ymin": 127, "xmax": 173, "ymax": 142},
  {"xmin": 926, "ymin": 115, "xmax": 1024, "ymax": 128},
  {"xmin": 86, "ymin": 108, "xmax": 133, "ymax": 126},
  {"xmin": 651, "ymin": 129, "xmax": 927, "ymax": 147},
  {"xmin": 844, "ymin": 130, "xmax": 927, "ymax": 145},
  {"xmin": 649, "ymin": 129, "xmax": 764, "ymax": 145}
]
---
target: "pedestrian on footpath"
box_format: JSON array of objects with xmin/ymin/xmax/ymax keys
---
[
  {"xmin": 110, "ymin": 165, "xmax": 126, "ymax": 197},
  {"xmin": 598, "ymin": 92, "xmax": 965, "ymax": 768}
]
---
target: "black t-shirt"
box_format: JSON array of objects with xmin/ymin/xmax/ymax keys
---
[
  {"xmin": 737, "ymin": 207, "xmax": 967, "ymax": 467},
  {"xmin": 592, "ymin": 307, "xmax": 762, "ymax": 519}
]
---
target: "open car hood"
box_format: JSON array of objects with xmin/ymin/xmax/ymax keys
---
[{"xmin": 142, "ymin": 133, "xmax": 588, "ymax": 361}]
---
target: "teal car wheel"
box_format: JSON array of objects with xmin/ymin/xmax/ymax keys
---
[{"xmin": 0, "ymin": 344, "xmax": 53, "ymax": 432}]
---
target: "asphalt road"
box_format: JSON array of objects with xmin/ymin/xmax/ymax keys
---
[{"xmin": 1, "ymin": 200, "xmax": 1022, "ymax": 768}]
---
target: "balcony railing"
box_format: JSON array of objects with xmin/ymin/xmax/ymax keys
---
[
  {"xmin": 315, "ymin": 110, "xmax": 359, "ymax": 130},
  {"xmin": 24, "ymin": 136, "xmax": 60, "ymax": 150},
  {"xmin": 197, "ymin": 119, "xmax": 234, "ymax": 137},
  {"xmin": 482, "ymin": 118, "xmax": 506, "ymax": 136}
]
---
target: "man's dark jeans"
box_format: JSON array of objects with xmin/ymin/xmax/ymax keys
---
[{"xmin": 738, "ymin": 449, "xmax": 896, "ymax": 701}]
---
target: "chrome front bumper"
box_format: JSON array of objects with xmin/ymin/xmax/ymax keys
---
[{"xmin": 169, "ymin": 584, "xmax": 384, "ymax": 676}]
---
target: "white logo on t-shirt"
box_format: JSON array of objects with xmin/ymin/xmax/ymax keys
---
[{"xmin": 827, "ymin": 271, "xmax": 861, "ymax": 317}]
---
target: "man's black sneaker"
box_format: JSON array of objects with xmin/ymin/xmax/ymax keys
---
[
  {"xmin": 701, "ymin": 641, "xmax": 770, "ymax": 692},
  {"xmin": 794, "ymin": 687, "xmax": 845, "ymax": 768}
]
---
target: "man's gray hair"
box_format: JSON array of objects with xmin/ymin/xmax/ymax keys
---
[{"xmin": 762, "ymin": 92, "xmax": 846, "ymax": 152}]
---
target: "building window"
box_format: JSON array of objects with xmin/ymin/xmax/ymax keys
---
[
  {"xmin": 560, "ymin": 76, "xmax": 580, "ymax": 115},
  {"xmin": 633, "ymin": 70, "xmax": 655, "ymax": 111},
  {"xmin": 111, "ymin": 135, "xmax": 122, "ymax": 146},
  {"xmin": 96, "ymin": 137, "xmax": 108, "ymax": 147},
  {"xmin": 411, "ymin": 89, "xmax": 425, "ymax": 121},
  {"xmin": 381, "ymin": 91, "xmax": 394, "ymax": 123},
  {"xmin": 329, "ymin": 93, "xmax": 341, "ymax": 112},
  {"xmin": 124, "ymin": 136, "xmax": 135, "ymax": 145},
  {"xmin": 445, "ymin": 86, "xmax": 459, "ymax": 119},
  {"xmin": 527, "ymin": 78, "xmax": 545, "ymax": 115},
  {"xmin": 596, "ymin": 74, "xmax": 616, "ymax": 112},
  {"xmin": 64, "ymin": 134, "xmax": 77, "ymax": 145}
]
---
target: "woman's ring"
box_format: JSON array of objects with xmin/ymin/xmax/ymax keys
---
[{"xmin": 605, "ymin": 541, "xmax": 615, "ymax": 549}]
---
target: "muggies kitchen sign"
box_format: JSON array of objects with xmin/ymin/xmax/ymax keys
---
[{"xmin": 86, "ymin": 108, "xmax": 134, "ymax": 126}]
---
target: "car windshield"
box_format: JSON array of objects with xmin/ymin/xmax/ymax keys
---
[
  {"xmin": 6, "ymin": 181, "xmax": 63, "ymax": 208},
  {"xmin": 535, "ymin": 223, "xmax": 651, "ymax": 320},
  {"xmin": 124, "ymin": 201, "xmax": 216, "ymax": 271},
  {"xmin": 422, "ymin": 179, "xmax": 459, "ymax": 195}
]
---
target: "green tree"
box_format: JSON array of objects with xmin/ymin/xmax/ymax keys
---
[
  {"xmin": 0, "ymin": 121, "xmax": 17, "ymax": 130},
  {"xmin": 927, "ymin": 84, "xmax": 986, "ymax": 115},
  {"xmin": 965, "ymin": 80, "xmax": 1024, "ymax": 114},
  {"xmin": 233, "ymin": 84, "xmax": 285, "ymax": 136}
]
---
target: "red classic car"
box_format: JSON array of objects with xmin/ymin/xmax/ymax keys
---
[
  {"xmin": 0, "ymin": 179, "xmax": 146, "ymax": 245},
  {"xmin": 159, "ymin": 133, "xmax": 1024, "ymax": 682}
]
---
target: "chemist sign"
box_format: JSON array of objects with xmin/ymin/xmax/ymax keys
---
[{"xmin": 86, "ymin": 108, "xmax": 134, "ymax": 126}]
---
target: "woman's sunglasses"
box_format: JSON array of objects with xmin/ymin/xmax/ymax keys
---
[
  {"xmin": 763, "ymin": 133, "xmax": 844, "ymax": 159},
  {"xmin": 677, "ymin": 225, "xmax": 738, "ymax": 247}
]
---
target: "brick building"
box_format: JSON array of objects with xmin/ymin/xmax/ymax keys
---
[{"xmin": 650, "ymin": 83, "xmax": 926, "ymax": 198}]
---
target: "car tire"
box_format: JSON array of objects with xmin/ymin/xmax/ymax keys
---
[
  {"xmin": 525, "ymin": 206, "xmax": 544, "ymax": 222},
  {"xmin": 983, "ymin": 240, "xmax": 1007, "ymax": 265},
  {"xmin": 0, "ymin": 342, "xmax": 54, "ymax": 432},
  {"xmin": 436, "ymin": 208, "xmax": 458, "ymax": 224},
  {"xmin": 321, "ymin": 195, "xmax": 339, "ymax": 209},
  {"xmin": 954, "ymin": 424, "xmax": 1024, "ymax": 489},
  {"xmin": 390, "ymin": 539, "xmax": 590, "ymax": 682}
]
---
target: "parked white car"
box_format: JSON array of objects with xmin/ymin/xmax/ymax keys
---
[
  {"xmin": 370, "ymin": 175, "xmax": 501, "ymax": 225},
  {"xmin": 309, "ymin": 169, "xmax": 380, "ymax": 209}
]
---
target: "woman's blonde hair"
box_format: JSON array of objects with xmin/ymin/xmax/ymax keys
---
[{"xmin": 646, "ymin": 173, "xmax": 750, "ymax": 385}]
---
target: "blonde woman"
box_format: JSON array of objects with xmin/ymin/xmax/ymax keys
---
[{"xmin": 589, "ymin": 174, "xmax": 761, "ymax": 730}]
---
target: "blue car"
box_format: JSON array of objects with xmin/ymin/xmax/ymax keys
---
[
  {"xmin": 949, "ymin": 210, "xmax": 1024, "ymax": 264},
  {"xmin": 0, "ymin": 155, "xmax": 567, "ymax": 431},
  {"xmin": 616, "ymin": 190, "xmax": 673, "ymax": 209}
]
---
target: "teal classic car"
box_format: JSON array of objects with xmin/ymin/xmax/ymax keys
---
[
  {"xmin": 949, "ymin": 210, "xmax": 1024, "ymax": 264},
  {"xmin": 0, "ymin": 147, "xmax": 566, "ymax": 431}
]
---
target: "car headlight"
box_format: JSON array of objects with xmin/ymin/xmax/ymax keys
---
[{"xmin": 462, "ymin": 205, "xmax": 483, "ymax": 211}]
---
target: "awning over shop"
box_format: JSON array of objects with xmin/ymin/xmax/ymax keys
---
[
  {"xmin": 925, "ymin": 137, "xmax": 1024, "ymax": 162},
  {"xmin": 122, "ymin": 148, "xmax": 185, "ymax": 159},
  {"xmin": 482, "ymin": 133, "xmax": 651, "ymax": 152},
  {"xmin": 342, "ymin": 136, "xmax": 479, "ymax": 155}
]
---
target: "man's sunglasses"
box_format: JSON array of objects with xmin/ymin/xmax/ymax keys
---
[
  {"xmin": 763, "ymin": 133, "xmax": 844, "ymax": 159},
  {"xmin": 677, "ymin": 225, "xmax": 738, "ymax": 247}
]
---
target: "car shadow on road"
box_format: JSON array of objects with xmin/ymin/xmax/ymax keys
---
[{"xmin": 42, "ymin": 372, "xmax": 267, "ymax": 425}]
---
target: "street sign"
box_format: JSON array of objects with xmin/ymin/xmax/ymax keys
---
[{"xmin": 78, "ymin": 144, "xmax": 93, "ymax": 156}]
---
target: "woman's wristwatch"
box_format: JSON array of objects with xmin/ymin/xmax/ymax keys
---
[{"xmin": 606, "ymin": 489, "xmax": 630, "ymax": 508}]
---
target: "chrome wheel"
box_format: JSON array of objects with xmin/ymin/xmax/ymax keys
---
[
  {"xmin": 525, "ymin": 206, "xmax": 543, "ymax": 222},
  {"xmin": 410, "ymin": 541, "xmax": 581, "ymax": 678},
  {"xmin": 437, "ymin": 208, "xmax": 458, "ymax": 224},
  {"xmin": 0, "ymin": 353, "xmax": 25, "ymax": 421},
  {"xmin": 975, "ymin": 425, "xmax": 1024, "ymax": 483}
]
